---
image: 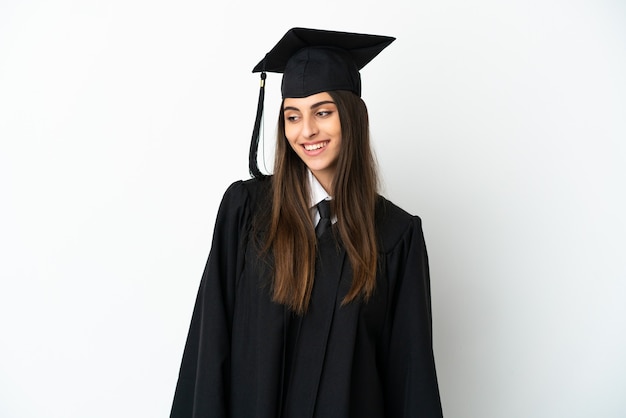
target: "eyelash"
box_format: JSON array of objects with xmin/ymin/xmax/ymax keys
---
[{"xmin": 286, "ymin": 110, "xmax": 333, "ymax": 122}]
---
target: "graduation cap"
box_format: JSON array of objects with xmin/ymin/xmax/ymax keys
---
[{"xmin": 249, "ymin": 27, "xmax": 395, "ymax": 178}]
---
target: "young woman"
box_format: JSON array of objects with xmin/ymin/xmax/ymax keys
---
[{"xmin": 171, "ymin": 28, "xmax": 443, "ymax": 418}]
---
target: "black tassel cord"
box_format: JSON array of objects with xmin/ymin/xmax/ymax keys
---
[{"xmin": 249, "ymin": 72, "xmax": 267, "ymax": 178}]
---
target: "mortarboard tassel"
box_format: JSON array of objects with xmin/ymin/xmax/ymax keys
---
[{"xmin": 249, "ymin": 71, "xmax": 267, "ymax": 178}]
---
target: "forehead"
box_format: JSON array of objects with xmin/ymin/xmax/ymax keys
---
[{"xmin": 283, "ymin": 92, "xmax": 335, "ymax": 109}]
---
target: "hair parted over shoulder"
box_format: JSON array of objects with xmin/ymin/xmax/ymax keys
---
[{"xmin": 263, "ymin": 90, "xmax": 379, "ymax": 314}]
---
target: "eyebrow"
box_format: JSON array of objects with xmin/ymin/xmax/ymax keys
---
[{"xmin": 283, "ymin": 100, "xmax": 336, "ymax": 112}]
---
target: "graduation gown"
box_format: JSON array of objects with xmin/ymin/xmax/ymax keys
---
[{"xmin": 170, "ymin": 178, "xmax": 442, "ymax": 417}]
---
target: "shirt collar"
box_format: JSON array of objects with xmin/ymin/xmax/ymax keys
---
[{"xmin": 307, "ymin": 169, "xmax": 331, "ymax": 208}]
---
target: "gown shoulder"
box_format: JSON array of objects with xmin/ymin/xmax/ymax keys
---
[
  {"xmin": 220, "ymin": 176, "xmax": 271, "ymax": 209},
  {"xmin": 376, "ymin": 195, "xmax": 425, "ymax": 254}
]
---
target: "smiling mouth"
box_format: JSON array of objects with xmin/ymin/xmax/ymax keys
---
[{"xmin": 303, "ymin": 141, "xmax": 328, "ymax": 151}]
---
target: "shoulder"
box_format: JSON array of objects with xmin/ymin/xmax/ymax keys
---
[
  {"xmin": 375, "ymin": 195, "xmax": 424, "ymax": 254},
  {"xmin": 212, "ymin": 177, "xmax": 273, "ymax": 240},
  {"xmin": 220, "ymin": 176, "xmax": 272, "ymax": 209}
]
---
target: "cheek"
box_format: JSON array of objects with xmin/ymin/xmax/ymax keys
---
[
  {"xmin": 284, "ymin": 126, "xmax": 299, "ymax": 148},
  {"xmin": 286, "ymin": 137, "xmax": 298, "ymax": 153},
  {"xmin": 330, "ymin": 116, "xmax": 342, "ymax": 138}
]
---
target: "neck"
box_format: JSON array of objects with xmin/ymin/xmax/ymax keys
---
[{"xmin": 311, "ymin": 171, "xmax": 333, "ymax": 195}]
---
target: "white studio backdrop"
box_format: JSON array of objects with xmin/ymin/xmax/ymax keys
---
[{"xmin": 1, "ymin": 0, "xmax": 625, "ymax": 417}]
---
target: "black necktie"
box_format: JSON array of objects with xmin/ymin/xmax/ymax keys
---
[{"xmin": 315, "ymin": 200, "xmax": 332, "ymax": 238}]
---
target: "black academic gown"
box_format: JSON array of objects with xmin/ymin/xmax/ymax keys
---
[{"xmin": 170, "ymin": 178, "xmax": 442, "ymax": 418}]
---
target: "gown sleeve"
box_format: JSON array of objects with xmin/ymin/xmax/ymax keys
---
[
  {"xmin": 170, "ymin": 181, "xmax": 251, "ymax": 418},
  {"xmin": 381, "ymin": 216, "xmax": 443, "ymax": 417}
]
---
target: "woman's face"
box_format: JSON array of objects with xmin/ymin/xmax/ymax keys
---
[{"xmin": 283, "ymin": 92, "xmax": 342, "ymax": 192}]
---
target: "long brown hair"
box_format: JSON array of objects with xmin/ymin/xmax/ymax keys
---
[{"xmin": 264, "ymin": 90, "xmax": 379, "ymax": 314}]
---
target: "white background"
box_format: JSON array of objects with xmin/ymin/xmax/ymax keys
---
[{"xmin": 1, "ymin": 0, "xmax": 625, "ymax": 417}]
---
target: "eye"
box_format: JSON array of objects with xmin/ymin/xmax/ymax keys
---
[
  {"xmin": 316, "ymin": 110, "xmax": 333, "ymax": 118},
  {"xmin": 285, "ymin": 114, "xmax": 300, "ymax": 123}
]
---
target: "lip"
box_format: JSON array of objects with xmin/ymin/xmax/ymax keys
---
[{"xmin": 301, "ymin": 140, "xmax": 329, "ymax": 156}]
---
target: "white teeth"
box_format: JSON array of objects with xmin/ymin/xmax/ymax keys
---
[{"xmin": 304, "ymin": 141, "xmax": 328, "ymax": 151}]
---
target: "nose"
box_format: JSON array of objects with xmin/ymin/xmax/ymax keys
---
[{"xmin": 301, "ymin": 115, "xmax": 318, "ymax": 139}]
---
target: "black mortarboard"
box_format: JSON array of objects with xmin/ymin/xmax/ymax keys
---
[{"xmin": 248, "ymin": 27, "xmax": 395, "ymax": 178}]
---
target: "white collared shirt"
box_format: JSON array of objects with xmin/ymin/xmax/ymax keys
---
[{"xmin": 307, "ymin": 169, "xmax": 337, "ymax": 226}]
